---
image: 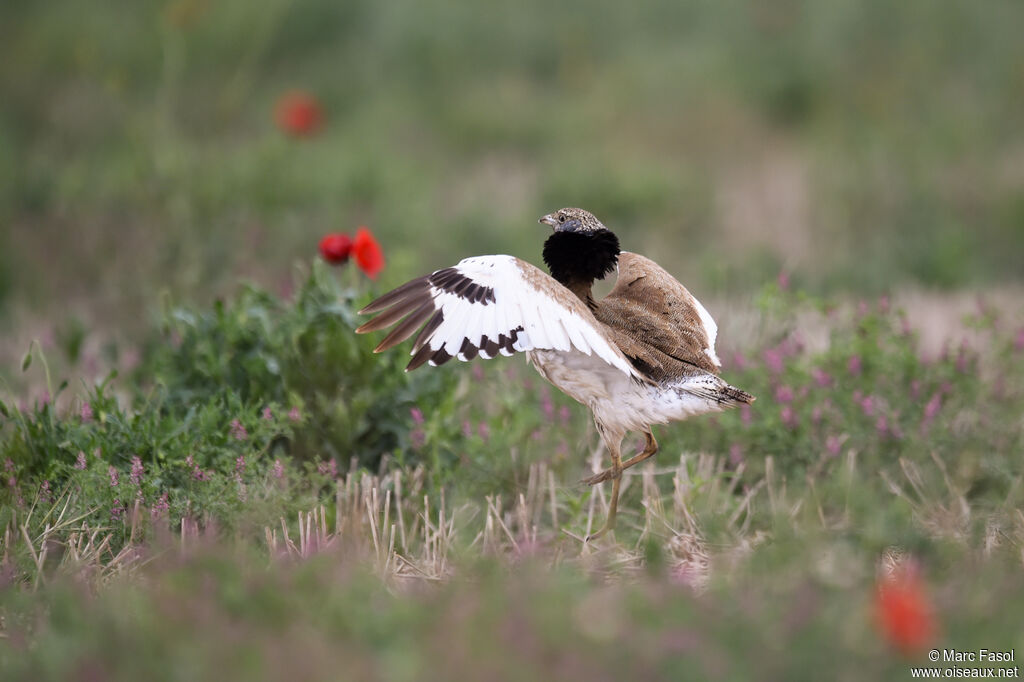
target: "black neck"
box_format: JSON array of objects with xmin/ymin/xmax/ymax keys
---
[{"xmin": 542, "ymin": 229, "xmax": 620, "ymax": 289}]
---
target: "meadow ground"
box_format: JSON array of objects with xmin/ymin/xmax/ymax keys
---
[{"xmin": 2, "ymin": 1, "xmax": 1024, "ymax": 680}]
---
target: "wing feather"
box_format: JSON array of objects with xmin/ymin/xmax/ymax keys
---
[
  {"xmin": 357, "ymin": 255, "xmax": 641, "ymax": 379},
  {"xmin": 601, "ymin": 251, "xmax": 722, "ymax": 373}
]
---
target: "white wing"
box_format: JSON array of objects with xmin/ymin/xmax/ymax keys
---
[{"xmin": 357, "ymin": 255, "xmax": 642, "ymax": 379}]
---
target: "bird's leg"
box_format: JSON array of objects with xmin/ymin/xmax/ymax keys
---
[
  {"xmin": 586, "ymin": 435, "xmax": 624, "ymax": 542},
  {"xmin": 580, "ymin": 430, "xmax": 658, "ymax": 486}
]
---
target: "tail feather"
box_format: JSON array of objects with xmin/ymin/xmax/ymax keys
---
[
  {"xmin": 721, "ymin": 384, "xmax": 755, "ymax": 406},
  {"xmin": 678, "ymin": 374, "xmax": 755, "ymax": 407}
]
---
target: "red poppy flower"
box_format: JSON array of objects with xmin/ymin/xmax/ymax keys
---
[
  {"xmin": 274, "ymin": 91, "xmax": 323, "ymax": 137},
  {"xmin": 874, "ymin": 567, "xmax": 937, "ymax": 654},
  {"xmin": 352, "ymin": 226, "xmax": 384, "ymax": 279},
  {"xmin": 319, "ymin": 233, "xmax": 352, "ymax": 265}
]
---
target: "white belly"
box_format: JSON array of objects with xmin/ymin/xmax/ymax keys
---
[{"xmin": 527, "ymin": 349, "xmax": 727, "ymax": 435}]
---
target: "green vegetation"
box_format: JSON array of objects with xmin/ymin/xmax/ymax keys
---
[
  {"xmin": 3, "ymin": 0, "xmax": 1024, "ymax": 325},
  {"xmin": 3, "ymin": 271, "xmax": 1024, "ymax": 679},
  {"xmin": 2, "ymin": 0, "xmax": 1023, "ymax": 679}
]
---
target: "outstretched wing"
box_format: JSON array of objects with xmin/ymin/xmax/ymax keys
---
[
  {"xmin": 601, "ymin": 252, "xmax": 721, "ymax": 374},
  {"xmin": 357, "ymin": 255, "xmax": 642, "ymax": 378}
]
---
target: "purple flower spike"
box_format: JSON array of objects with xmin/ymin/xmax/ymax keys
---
[
  {"xmin": 129, "ymin": 456, "xmax": 144, "ymax": 486},
  {"xmin": 847, "ymin": 355, "xmax": 862, "ymax": 376},
  {"xmin": 774, "ymin": 385, "xmax": 794, "ymax": 404},
  {"xmin": 230, "ymin": 419, "xmax": 248, "ymax": 441}
]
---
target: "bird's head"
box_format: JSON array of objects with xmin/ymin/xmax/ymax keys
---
[{"xmin": 538, "ymin": 207, "xmax": 607, "ymax": 233}]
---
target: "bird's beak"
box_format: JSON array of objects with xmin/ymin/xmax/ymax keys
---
[{"xmin": 538, "ymin": 214, "xmax": 559, "ymax": 229}]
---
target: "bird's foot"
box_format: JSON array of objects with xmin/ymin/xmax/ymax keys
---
[
  {"xmin": 585, "ymin": 519, "xmax": 616, "ymax": 543},
  {"xmin": 580, "ymin": 445, "xmax": 658, "ymax": 487}
]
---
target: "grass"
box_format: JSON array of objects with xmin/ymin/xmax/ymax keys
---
[
  {"xmin": 3, "ymin": 0, "xmax": 1024, "ymax": 335},
  {"xmin": 3, "ymin": 0, "xmax": 1024, "ymax": 678},
  {"xmin": 1, "ymin": 267, "xmax": 1023, "ymax": 679}
]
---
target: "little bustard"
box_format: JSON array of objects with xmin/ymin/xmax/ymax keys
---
[{"xmin": 357, "ymin": 208, "xmax": 754, "ymax": 539}]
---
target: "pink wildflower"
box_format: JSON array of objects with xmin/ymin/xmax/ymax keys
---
[
  {"xmin": 920, "ymin": 393, "xmax": 942, "ymax": 433},
  {"xmin": 740, "ymin": 404, "xmax": 753, "ymax": 427},
  {"xmin": 108, "ymin": 466, "xmax": 119, "ymax": 487},
  {"xmin": 410, "ymin": 407, "xmax": 424, "ymax": 425},
  {"xmin": 763, "ymin": 347, "xmax": 785, "ymax": 374},
  {"xmin": 876, "ymin": 415, "xmax": 889, "ymax": 437},
  {"xmin": 811, "ymin": 406, "xmax": 823, "ymax": 423},
  {"xmin": 80, "ymin": 402, "xmax": 94, "ymax": 422},
  {"xmin": 859, "ymin": 395, "xmax": 875, "ymax": 417},
  {"xmin": 230, "ymin": 419, "xmax": 248, "ymax": 441},
  {"xmin": 559, "ymin": 405, "xmax": 571, "ymax": 425},
  {"xmin": 777, "ymin": 270, "xmax": 790, "ymax": 291},
  {"xmin": 729, "ymin": 443, "xmax": 744, "ymax": 467},
  {"xmin": 234, "ymin": 455, "xmax": 246, "ymax": 480},
  {"xmin": 410, "ymin": 428, "xmax": 426, "ymax": 449},
  {"xmin": 541, "ymin": 390, "xmax": 555, "ymax": 421},
  {"xmin": 477, "ymin": 422, "xmax": 490, "ymax": 442},
  {"xmin": 111, "ymin": 500, "xmax": 125, "ymax": 521},
  {"xmin": 731, "ymin": 351, "xmax": 749, "ymax": 370},
  {"xmin": 150, "ymin": 492, "xmax": 169, "ymax": 519},
  {"xmin": 272, "ymin": 459, "xmax": 284, "ymax": 479},
  {"xmin": 857, "ymin": 300, "xmax": 870, "ymax": 317},
  {"xmin": 288, "ymin": 407, "xmax": 302, "ymax": 422},
  {"xmin": 811, "ymin": 368, "xmax": 833, "ymax": 388},
  {"xmin": 74, "ymin": 451, "xmax": 87, "ymax": 470},
  {"xmin": 186, "ymin": 455, "xmax": 203, "ymax": 480},
  {"xmin": 825, "ymin": 435, "xmax": 842, "ymax": 456},
  {"xmin": 781, "ymin": 406, "xmax": 799, "ymax": 429},
  {"xmin": 40, "ymin": 480, "xmax": 52, "ymax": 503},
  {"xmin": 774, "ymin": 385, "xmax": 794, "ymax": 404},
  {"xmin": 262, "ymin": 407, "xmax": 273, "ymax": 420},
  {"xmin": 462, "ymin": 420, "xmax": 473, "ymax": 439},
  {"xmin": 1014, "ymin": 328, "xmax": 1024, "ymax": 352},
  {"xmin": 129, "ymin": 456, "xmax": 144, "ymax": 486},
  {"xmin": 847, "ymin": 355, "xmax": 862, "ymax": 376},
  {"xmin": 878, "ymin": 295, "xmax": 890, "ymax": 313}
]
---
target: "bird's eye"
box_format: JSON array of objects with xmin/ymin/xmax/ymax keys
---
[{"xmin": 558, "ymin": 215, "xmax": 566, "ymax": 223}]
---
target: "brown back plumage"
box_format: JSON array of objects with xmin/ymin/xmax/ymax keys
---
[{"xmin": 594, "ymin": 252, "xmax": 720, "ymax": 381}]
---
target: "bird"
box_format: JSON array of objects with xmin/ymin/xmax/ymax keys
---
[{"xmin": 356, "ymin": 207, "xmax": 754, "ymax": 540}]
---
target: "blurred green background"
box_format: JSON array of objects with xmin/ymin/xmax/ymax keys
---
[
  {"xmin": 2, "ymin": 0, "xmax": 1023, "ymax": 336},
  {"xmin": 3, "ymin": 5, "xmax": 1024, "ymax": 677}
]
